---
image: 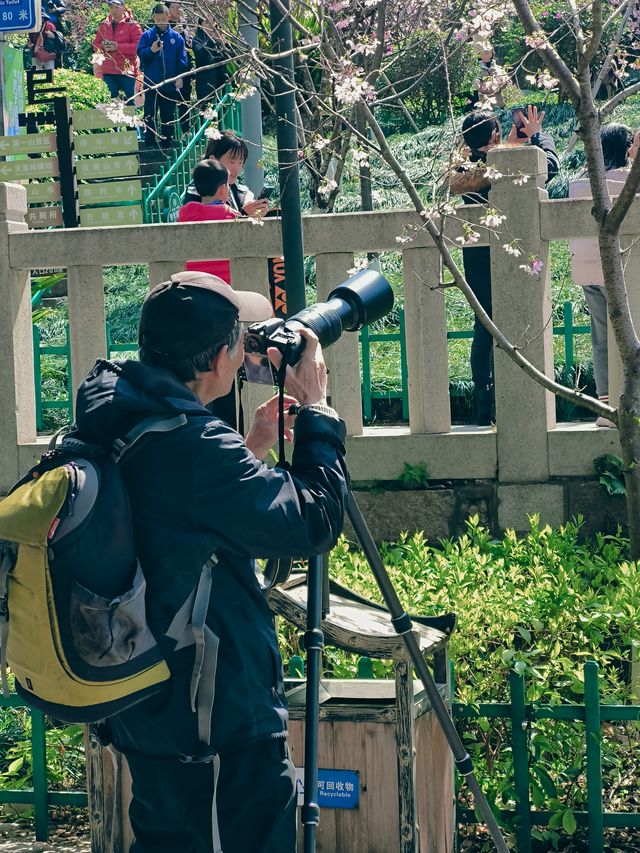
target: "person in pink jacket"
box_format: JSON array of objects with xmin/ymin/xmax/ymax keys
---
[
  {"xmin": 569, "ymin": 123, "xmax": 637, "ymax": 427},
  {"xmin": 93, "ymin": 0, "xmax": 142, "ymax": 101}
]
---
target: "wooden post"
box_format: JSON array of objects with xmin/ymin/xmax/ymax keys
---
[{"xmin": 395, "ymin": 656, "xmax": 419, "ymax": 852}]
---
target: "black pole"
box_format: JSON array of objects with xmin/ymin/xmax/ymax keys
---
[
  {"xmin": 53, "ymin": 95, "xmax": 78, "ymax": 228},
  {"xmin": 346, "ymin": 492, "xmax": 511, "ymax": 853},
  {"xmin": 301, "ymin": 555, "xmax": 323, "ymax": 853},
  {"xmin": 269, "ymin": 0, "xmax": 305, "ymax": 314}
]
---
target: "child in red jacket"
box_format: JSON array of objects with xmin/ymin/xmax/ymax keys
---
[{"xmin": 177, "ymin": 159, "xmax": 237, "ymax": 283}]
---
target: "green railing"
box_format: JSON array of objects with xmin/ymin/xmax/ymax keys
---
[
  {"xmin": 452, "ymin": 660, "xmax": 640, "ymax": 852},
  {"xmin": 33, "ymin": 301, "xmax": 591, "ymax": 431},
  {"xmin": 142, "ymin": 88, "xmax": 243, "ymax": 224},
  {"xmin": 0, "ymin": 694, "xmax": 87, "ymax": 841}
]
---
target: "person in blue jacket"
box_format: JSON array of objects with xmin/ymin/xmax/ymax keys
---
[
  {"xmin": 137, "ymin": 2, "xmax": 188, "ymax": 148},
  {"xmin": 73, "ymin": 271, "xmax": 348, "ymax": 852}
]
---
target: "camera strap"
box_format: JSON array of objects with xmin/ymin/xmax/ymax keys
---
[{"xmin": 275, "ymin": 343, "xmax": 292, "ymax": 470}]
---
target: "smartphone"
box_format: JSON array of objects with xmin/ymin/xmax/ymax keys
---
[
  {"xmin": 258, "ymin": 185, "xmax": 275, "ymax": 201},
  {"xmin": 511, "ymin": 106, "xmax": 529, "ymax": 139}
]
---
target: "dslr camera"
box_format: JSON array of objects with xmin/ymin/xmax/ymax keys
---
[{"xmin": 242, "ymin": 268, "xmax": 394, "ymax": 384}]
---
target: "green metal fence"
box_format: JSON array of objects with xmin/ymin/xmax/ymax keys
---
[
  {"xmin": 452, "ymin": 660, "xmax": 640, "ymax": 852},
  {"xmin": 142, "ymin": 88, "xmax": 243, "ymax": 224},
  {"xmin": 0, "ymin": 694, "xmax": 87, "ymax": 841},
  {"xmin": 32, "ymin": 301, "xmax": 592, "ymax": 431}
]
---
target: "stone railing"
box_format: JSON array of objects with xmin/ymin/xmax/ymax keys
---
[{"xmin": 0, "ymin": 146, "xmax": 627, "ymax": 531}]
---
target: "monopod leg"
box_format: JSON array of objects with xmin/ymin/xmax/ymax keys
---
[
  {"xmin": 301, "ymin": 554, "xmax": 324, "ymax": 853},
  {"xmin": 346, "ymin": 492, "xmax": 511, "ymax": 853}
]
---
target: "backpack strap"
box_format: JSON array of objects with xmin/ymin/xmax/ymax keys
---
[
  {"xmin": 165, "ymin": 554, "xmax": 219, "ymax": 746},
  {"xmin": 112, "ymin": 414, "xmax": 188, "ymax": 463},
  {"xmin": 0, "ymin": 545, "xmax": 17, "ymax": 697}
]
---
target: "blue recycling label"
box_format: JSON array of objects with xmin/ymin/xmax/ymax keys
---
[
  {"xmin": 296, "ymin": 768, "xmax": 360, "ymax": 810},
  {"xmin": 0, "ymin": 0, "xmax": 38, "ymax": 32}
]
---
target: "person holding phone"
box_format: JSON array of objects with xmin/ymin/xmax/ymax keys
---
[
  {"xmin": 137, "ymin": 3, "xmax": 188, "ymax": 148},
  {"xmin": 448, "ymin": 106, "xmax": 559, "ymax": 424},
  {"xmin": 183, "ymin": 131, "xmax": 270, "ymax": 217},
  {"xmin": 93, "ymin": 0, "xmax": 142, "ymax": 100}
]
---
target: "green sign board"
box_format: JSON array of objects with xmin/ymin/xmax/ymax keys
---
[
  {"xmin": 26, "ymin": 206, "xmax": 63, "ymax": 229},
  {"xmin": 0, "ymin": 132, "xmax": 55, "ymax": 156},
  {"xmin": 26, "ymin": 182, "xmax": 61, "ymax": 203},
  {"xmin": 78, "ymin": 179, "xmax": 142, "ymax": 206},
  {"xmin": 76, "ymin": 155, "xmax": 139, "ymax": 181},
  {"xmin": 73, "ymin": 107, "xmax": 137, "ymax": 131},
  {"xmin": 74, "ymin": 130, "xmax": 138, "ymax": 156},
  {"xmin": 0, "ymin": 157, "xmax": 58, "ymax": 180},
  {"xmin": 80, "ymin": 205, "xmax": 143, "ymax": 227}
]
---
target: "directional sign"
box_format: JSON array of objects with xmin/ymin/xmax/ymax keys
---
[
  {"xmin": 0, "ymin": 0, "xmax": 39, "ymax": 33},
  {"xmin": 76, "ymin": 155, "xmax": 139, "ymax": 181},
  {"xmin": 0, "ymin": 132, "xmax": 56, "ymax": 156},
  {"xmin": 74, "ymin": 130, "xmax": 139, "ymax": 156},
  {"xmin": 26, "ymin": 182, "xmax": 61, "ymax": 203},
  {"xmin": 0, "ymin": 157, "xmax": 58, "ymax": 180},
  {"xmin": 80, "ymin": 205, "xmax": 143, "ymax": 227},
  {"xmin": 26, "ymin": 206, "xmax": 63, "ymax": 229},
  {"xmin": 73, "ymin": 107, "xmax": 137, "ymax": 131},
  {"xmin": 78, "ymin": 180, "xmax": 142, "ymax": 206}
]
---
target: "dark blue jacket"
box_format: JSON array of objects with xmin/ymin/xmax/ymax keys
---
[
  {"xmin": 73, "ymin": 359, "xmax": 348, "ymax": 759},
  {"xmin": 137, "ymin": 25, "xmax": 188, "ymax": 89}
]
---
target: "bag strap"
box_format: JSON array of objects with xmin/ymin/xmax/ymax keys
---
[
  {"xmin": 0, "ymin": 545, "xmax": 17, "ymax": 697},
  {"xmin": 111, "ymin": 413, "xmax": 188, "ymax": 464},
  {"xmin": 165, "ymin": 553, "xmax": 219, "ymax": 747}
]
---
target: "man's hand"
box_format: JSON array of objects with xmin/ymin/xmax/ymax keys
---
[
  {"xmin": 508, "ymin": 105, "xmax": 545, "ymax": 145},
  {"xmin": 268, "ymin": 328, "xmax": 328, "ymax": 407},
  {"xmin": 103, "ymin": 39, "xmax": 116, "ymax": 51},
  {"xmin": 151, "ymin": 38, "xmax": 162, "ymax": 52},
  {"xmin": 242, "ymin": 198, "xmax": 269, "ymax": 217},
  {"xmin": 246, "ymin": 394, "xmax": 297, "ymax": 459}
]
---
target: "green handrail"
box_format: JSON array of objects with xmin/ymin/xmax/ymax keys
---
[{"xmin": 142, "ymin": 88, "xmax": 243, "ymax": 224}]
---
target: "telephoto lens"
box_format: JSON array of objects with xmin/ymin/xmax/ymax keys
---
[{"xmin": 243, "ymin": 268, "xmax": 394, "ymax": 383}]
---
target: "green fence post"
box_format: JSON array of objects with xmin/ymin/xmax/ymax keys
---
[
  {"xmin": 563, "ymin": 301, "xmax": 574, "ymax": 380},
  {"xmin": 361, "ymin": 325, "xmax": 372, "ymax": 422},
  {"xmin": 510, "ymin": 670, "xmax": 532, "ymax": 853},
  {"xmin": 584, "ymin": 660, "xmax": 604, "ymax": 853},
  {"xmin": 289, "ymin": 655, "xmax": 304, "ymax": 678},
  {"xmin": 64, "ymin": 324, "xmax": 73, "ymax": 425},
  {"xmin": 357, "ymin": 657, "xmax": 374, "ymax": 678},
  {"xmin": 399, "ymin": 308, "xmax": 409, "ymax": 420},
  {"xmin": 33, "ymin": 325, "xmax": 42, "ymax": 431},
  {"xmin": 31, "ymin": 710, "xmax": 49, "ymax": 841}
]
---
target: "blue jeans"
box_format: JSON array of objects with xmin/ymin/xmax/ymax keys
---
[{"xmin": 103, "ymin": 73, "xmax": 135, "ymax": 100}]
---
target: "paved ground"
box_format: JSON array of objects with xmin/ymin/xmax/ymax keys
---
[{"xmin": 0, "ymin": 824, "xmax": 90, "ymax": 853}]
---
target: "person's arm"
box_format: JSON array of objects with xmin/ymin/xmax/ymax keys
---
[
  {"xmin": 92, "ymin": 23, "xmax": 104, "ymax": 51},
  {"xmin": 193, "ymin": 329, "xmax": 348, "ymax": 558},
  {"xmin": 118, "ymin": 21, "xmax": 143, "ymax": 62},
  {"xmin": 137, "ymin": 30, "xmax": 155, "ymax": 64},
  {"xmin": 530, "ymin": 131, "xmax": 560, "ymax": 183}
]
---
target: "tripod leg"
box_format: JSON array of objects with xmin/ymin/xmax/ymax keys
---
[
  {"xmin": 346, "ymin": 492, "xmax": 511, "ymax": 853},
  {"xmin": 301, "ymin": 554, "xmax": 324, "ymax": 853}
]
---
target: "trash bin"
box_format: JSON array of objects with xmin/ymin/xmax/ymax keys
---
[{"xmin": 271, "ymin": 577, "xmax": 455, "ymax": 853}]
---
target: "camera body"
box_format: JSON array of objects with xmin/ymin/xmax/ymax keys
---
[{"xmin": 241, "ymin": 268, "xmax": 394, "ymax": 384}]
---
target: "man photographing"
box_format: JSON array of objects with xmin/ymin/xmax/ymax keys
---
[{"xmin": 73, "ymin": 272, "xmax": 349, "ymax": 851}]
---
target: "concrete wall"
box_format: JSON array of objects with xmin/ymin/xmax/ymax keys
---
[{"xmin": 0, "ymin": 146, "xmax": 631, "ymax": 534}]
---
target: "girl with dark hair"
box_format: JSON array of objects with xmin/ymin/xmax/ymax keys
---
[{"xmin": 569, "ymin": 123, "xmax": 636, "ymax": 426}]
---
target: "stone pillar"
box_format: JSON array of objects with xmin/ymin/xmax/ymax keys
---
[
  {"xmin": 486, "ymin": 145, "xmax": 555, "ymax": 483},
  {"xmin": 0, "ymin": 183, "xmax": 35, "ymax": 493},
  {"xmin": 67, "ymin": 265, "xmax": 107, "ymax": 411},
  {"xmin": 403, "ymin": 246, "xmax": 450, "ymax": 434},
  {"xmin": 148, "ymin": 261, "xmax": 182, "ymax": 289},
  {"xmin": 315, "ymin": 252, "xmax": 362, "ymax": 435}
]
